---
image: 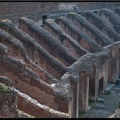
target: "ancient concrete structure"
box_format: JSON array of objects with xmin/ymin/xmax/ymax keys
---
[
  {"xmin": 0, "ymin": 2, "xmax": 119, "ymax": 24},
  {"xmin": 0, "ymin": 7, "xmax": 120, "ymax": 118}
]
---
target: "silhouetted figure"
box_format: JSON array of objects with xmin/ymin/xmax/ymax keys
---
[{"xmin": 42, "ymin": 15, "xmax": 48, "ymax": 25}]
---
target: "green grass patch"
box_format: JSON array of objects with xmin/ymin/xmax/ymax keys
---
[
  {"xmin": 79, "ymin": 111, "xmax": 86, "ymax": 118},
  {"xmin": 79, "ymin": 100, "xmax": 95, "ymax": 118},
  {"xmin": 88, "ymin": 99, "xmax": 95, "ymax": 106}
]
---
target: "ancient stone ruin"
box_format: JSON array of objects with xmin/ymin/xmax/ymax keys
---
[{"xmin": 0, "ymin": 7, "xmax": 120, "ymax": 118}]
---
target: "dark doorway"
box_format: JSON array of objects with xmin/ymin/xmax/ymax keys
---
[
  {"xmin": 89, "ymin": 77, "xmax": 95, "ymax": 98},
  {"xmin": 98, "ymin": 77, "xmax": 104, "ymax": 95}
]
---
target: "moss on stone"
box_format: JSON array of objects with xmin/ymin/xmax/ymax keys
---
[
  {"xmin": 0, "ymin": 83, "xmax": 9, "ymax": 92},
  {"xmin": 68, "ymin": 12, "xmax": 77, "ymax": 19},
  {"xmin": 1, "ymin": 19, "xmax": 13, "ymax": 24}
]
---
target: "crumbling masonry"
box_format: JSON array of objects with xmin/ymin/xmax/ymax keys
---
[{"xmin": 0, "ymin": 8, "xmax": 120, "ymax": 118}]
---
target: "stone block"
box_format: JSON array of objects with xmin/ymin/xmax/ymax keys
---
[
  {"xmin": 116, "ymin": 79, "xmax": 120, "ymax": 85},
  {"xmin": 94, "ymin": 103, "xmax": 104, "ymax": 108},
  {"xmin": 96, "ymin": 98, "xmax": 104, "ymax": 103},
  {"xmin": 104, "ymin": 87, "xmax": 111, "ymax": 95}
]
